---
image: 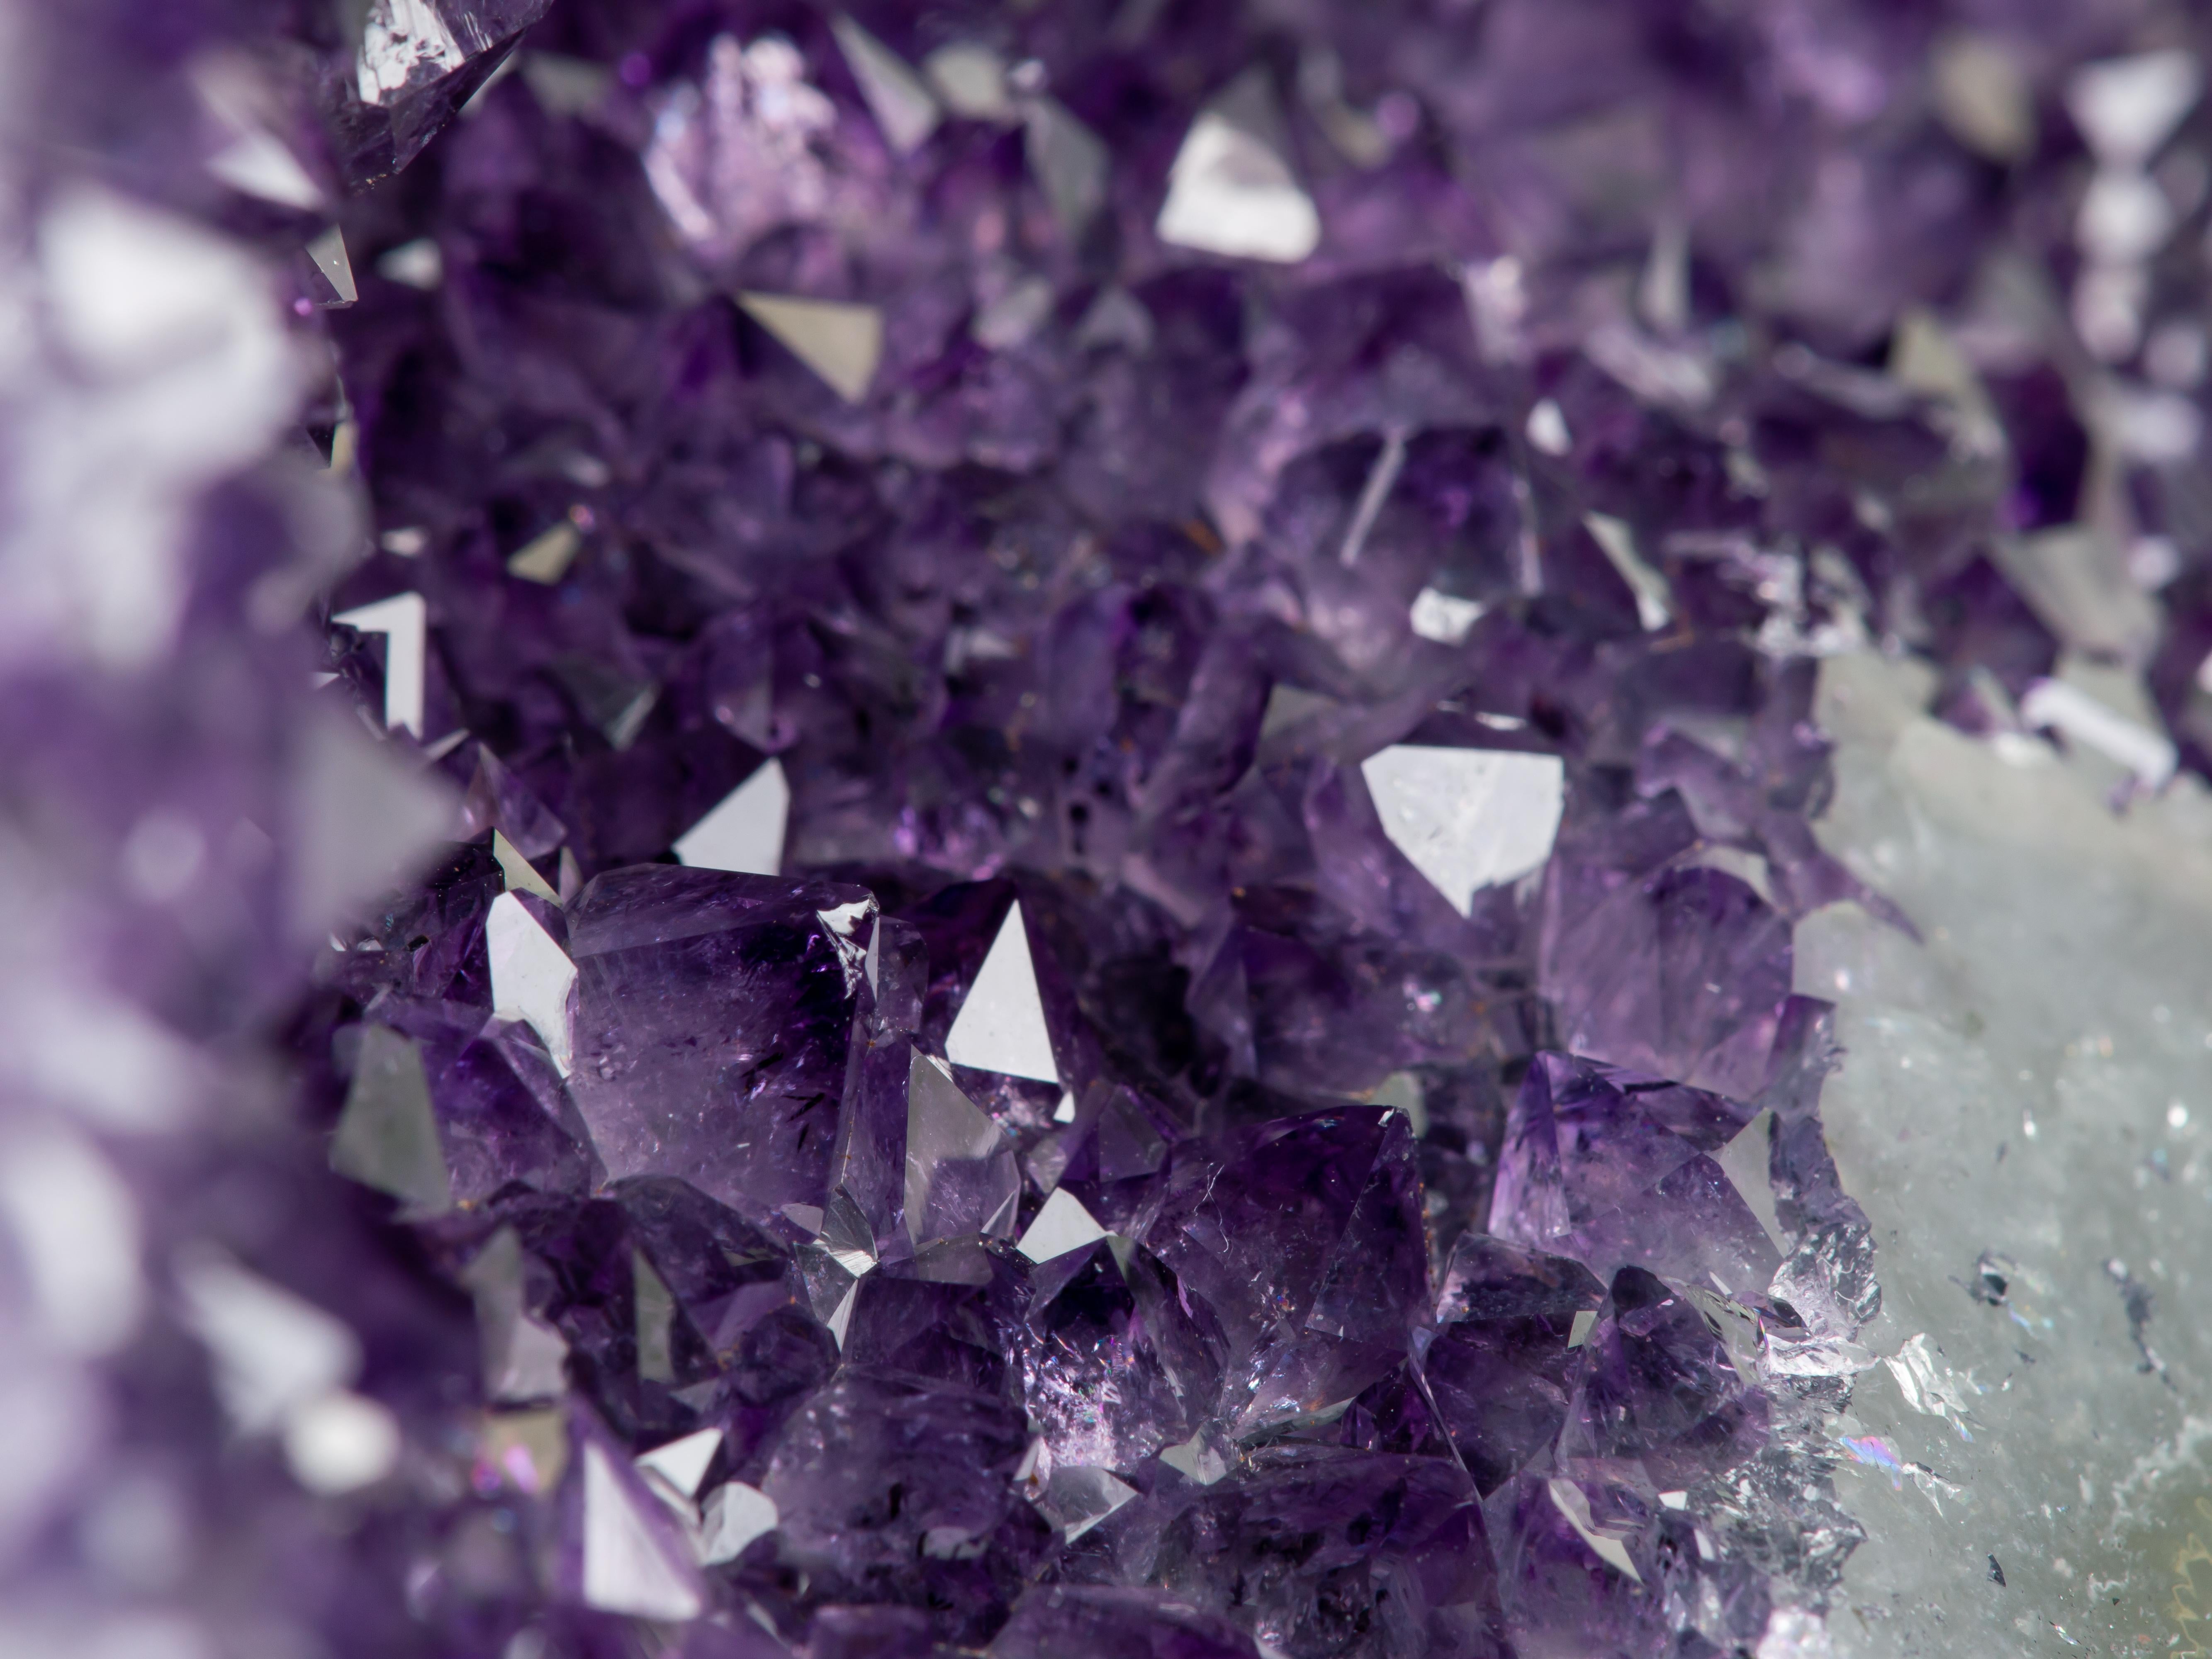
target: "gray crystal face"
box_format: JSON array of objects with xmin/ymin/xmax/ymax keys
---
[
  {"xmin": 942, "ymin": 899, "xmax": 1059, "ymax": 1083},
  {"xmin": 329, "ymin": 1023, "xmax": 449, "ymax": 1212},
  {"xmin": 1797, "ymin": 652, "xmax": 2212, "ymax": 1658},
  {"xmin": 565, "ymin": 867, "xmax": 869, "ymax": 1230},
  {"xmin": 902, "ymin": 1050, "xmax": 1018, "ymax": 1248}
]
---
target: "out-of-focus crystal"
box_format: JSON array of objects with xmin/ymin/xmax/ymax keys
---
[
  {"xmin": 834, "ymin": 17, "xmax": 939, "ymax": 156},
  {"xmin": 1158, "ymin": 68, "xmax": 1320, "ymax": 264},
  {"xmin": 737, "ymin": 294, "xmax": 883, "ymax": 404}
]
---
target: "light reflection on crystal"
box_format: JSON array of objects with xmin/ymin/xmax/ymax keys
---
[
  {"xmin": 486, "ymin": 892, "xmax": 576, "ymax": 1076},
  {"xmin": 330, "ymin": 592, "xmax": 426, "ymax": 737},
  {"xmin": 697, "ymin": 1480, "xmax": 779, "ymax": 1564},
  {"xmin": 175, "ymin": 1250, "xmax": 361, "ymax": 1436},
  {"xmin": 1360, "ymin": 744, "xmax": 1565, "ymax": 915},
  {"xmin": 330, "ymin": 1024, "xmax": 451, "ymax": 1212},
  {"xmin": 0, "ymin": 1125, "xmax": 144, "ymax": 1356},
  {"xmin": 1033, "ymin": 1465, "xmax": 1136, "ymax": 1540},
  {"xmin": 671, "ymin": 758, "xmax": 788, "ymax": 876},
  {"xmin": 1014, "ymin": 1187, "xmax": 1107, "ymax": 1263},
  {"xmin": 737, "ymin": 293, "xmax": 883, "ymax": 404},
  {"xmin": 282, "ymin": 1390, "xmax": 400, "ymax": 1495},
  {"xmin": 904, "ymin": 1050, "xmax": 1019, "ymax": 1247},
  {"xmin": 579, "ymin": 1440, "xmax": 705, "ymax": 1621},
  {"xmin": 832, "ymin": 16, "xmax": 939, "ymax": 156},
  {"xmin": 943, "ymin": 899, "xmax": 1059, "ymax": 1082},
  {"xmin": 1157, "ymin": 68, "xmax": 1320, "ymax": 264},
  {"xmin": 635, "ymin": 1427, "xmax": 720, "ymax": 1501}
]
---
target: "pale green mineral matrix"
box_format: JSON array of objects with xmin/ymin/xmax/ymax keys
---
[{"xmin": 1803, "ymin": 652, "xmax": 2212, "ymax": 1657}]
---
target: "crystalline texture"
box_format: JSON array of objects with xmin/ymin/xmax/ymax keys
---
[
  {"xmin": 565, "ymin": 868, "xmax": 869, "ymax": 1231},
  {"xmin": 903, "ymin": 1051, "xmax": 1019, "ymax": 1248}
]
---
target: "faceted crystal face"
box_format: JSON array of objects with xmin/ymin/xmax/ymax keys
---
[
  {"xmin": 1360, "ymin": 745, "xmax": 1565, "ymax": 915},
  {"xmin": 565, "ymin": 868, "xmax": 871, "ymax": 1229},
  {"xmin": 762, "ymin": 1369, "xmax": 1039, "ymax": 1643},
  {"xmin": 672, "ymin": 759, "xmax": 790, "ymax": 878},
  {"xmin": 1018, "ymin": 1239, "xmax": 1226, "ymax": 1470},
  {"xmin": 1490, "ymin": 1054, "xmax": 1779, "ymax": 1296},
  {"xmin": 942, "ymin": 900, "xmax": 1060, "ymax": 1084},
  {"xmin": 902, "ymin": 1051, "xmax": 1019, "ymax": 1248}
]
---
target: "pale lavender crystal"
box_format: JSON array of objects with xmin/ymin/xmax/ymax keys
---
[{"xmin": 1489, "ymin": 1054, "xmax": 1779, "ymax": 1296}]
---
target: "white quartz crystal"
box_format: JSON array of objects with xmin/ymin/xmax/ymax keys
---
[{"xmin": 1801, "ymin": 651, "xmax": 2212, "ymax": 1656}]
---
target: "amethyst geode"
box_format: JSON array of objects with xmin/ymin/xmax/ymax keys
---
[{"xmin": 14, "ymin": 0, "xmax": 2211, "ymax": 1656}]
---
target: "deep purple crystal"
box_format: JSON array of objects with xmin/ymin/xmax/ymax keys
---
[{"xmin": 27, "ymin": 0, "xmax": 2209, "ymax": 1654}]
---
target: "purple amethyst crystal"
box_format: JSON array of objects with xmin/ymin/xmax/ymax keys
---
[{"xmin": 32, "ymin": 0, "xmax": 2206, "ymax": 1654}]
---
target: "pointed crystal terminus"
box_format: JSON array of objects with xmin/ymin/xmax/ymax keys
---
[
  {"xmin": 738, "ymin": 294, "xmax": 883, "ymax": 404},
  {"xmin": 487, "ymin": 892, "xmax": 577, "ymax": 1076},
  {"xmin": 330, "ymin": 1024, "xmax": 451, "ymax": 1212},
  {"xmin": 579, "ymin": 1439, "xmax": 704, "ymax": 1621},
  {"xmin": 944, "ymin": 899, "xmax": 1059, "ymax": 1082},
  {"xmin": 832, "ymin": 15, "xmax": 940, "ymax": 156},
  {"xmin": 331, "ymin": 591, "xmax": 426, "ymax": 737},
  {"xmin": 904, "ymin": 1051, "xmax": 1018, "ymax": 1248},
  {"xmin": 672, "ymin": 758, "xmax": 788, "ymax": 876},
  {"xmin": 1360, "ymin": 746, "xmax": 1565, "ymax": 915},
  {"xmin": 1157, "ymin": 66, "xmax": 1320, "ymax": 263}
]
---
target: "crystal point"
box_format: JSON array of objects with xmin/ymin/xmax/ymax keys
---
[
  {"xmin": 833, "ymin": 17, "xmax": 939, "ymax": 156},
  {"xmin": 580, "ymin": 1438, "xmax": 706, "ymax": 1621},
  {"xmin": 673, "ymin": 758, "xmax": 788, "ymax": 876},
  {"xmin": 331, "ymin": 592, "xmax": 426, "ymax": 737},
  {"xmin": 1158, "ymin": 68, "xmax": 1319, "ymax": 263},
  {"xmin": 905, "ymin": 1052, "xmax": 1019, "ymax": 1247},
  {"xmin": 487, "ymin": 892, "xmax": 577, "ymax": 1076},
  {"xmin": 738, "ymin": 294, "xmax": 883, "ymax": 404},
  {"xmin": 1015, "ymin": 1187, "xmax": 1107, "ymax": 1263},
  {"xmin": 1360, "ymin": 745, "xmax": 1565, "ymax": 914},
  {"xmin": 330, "ymin": 1024, "xmax": 451, "ymax": 1212},
  {"xmin": 944, "ymin": 900, "xmax": 1059, "ymax": 1082}
]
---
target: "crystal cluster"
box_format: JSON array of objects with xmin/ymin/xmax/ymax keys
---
[{"xmin": 8, "ymin": 1, "xmax": 2212, "ymax": 1657}]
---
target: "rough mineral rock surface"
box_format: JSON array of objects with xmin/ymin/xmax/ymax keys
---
[
  {"xmin": 1799, "ymin": 652, "xmax": 2212, "ymax": 1658},
  {"xmin": 11, "ymin": 1, "xmax": 2212, "ymax": 1657}
]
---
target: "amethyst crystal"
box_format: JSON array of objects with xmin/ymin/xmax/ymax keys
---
[{"xmin": 13, "ymin": 0, "xmax": 2208, "ymax": 1656}]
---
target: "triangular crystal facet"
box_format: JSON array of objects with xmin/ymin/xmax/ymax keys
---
[
  {"xmin": 331, "ymin": 591, "xmax": 426, "ymax": 737},
  {"xmin": 672, "ymin": 758, "xmax": 788, "ymax": 876},
  {"xmin": 1359, "ymin": 745, "xmax": 1565, "ymax": 915},
  {"xmin": 330, "ymin": 1024, "xmax": 451, "ymax": 1212},
  {"xmin": 487, "ymin": 892, "xmax": 577, "ymax": 1075},
  {"xmin": 1157, "ymin": 67, "xmax": 1319, "ymax": 263},
  {"xmin": 738, "ymin": 293, "xmax": 883, "ymax": 404},
  {"xmin": 944, "ymin": 900, "xmax": 1059, "ymax": 1082},
  {"xmin": 832, "ymin": 16, "xmax": 939, "ymax": 155}
]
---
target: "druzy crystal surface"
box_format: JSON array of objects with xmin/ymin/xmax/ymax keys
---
[{"xmin": 12, "ymin": 0, "xmax": 2212, "ymax": 1656}]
